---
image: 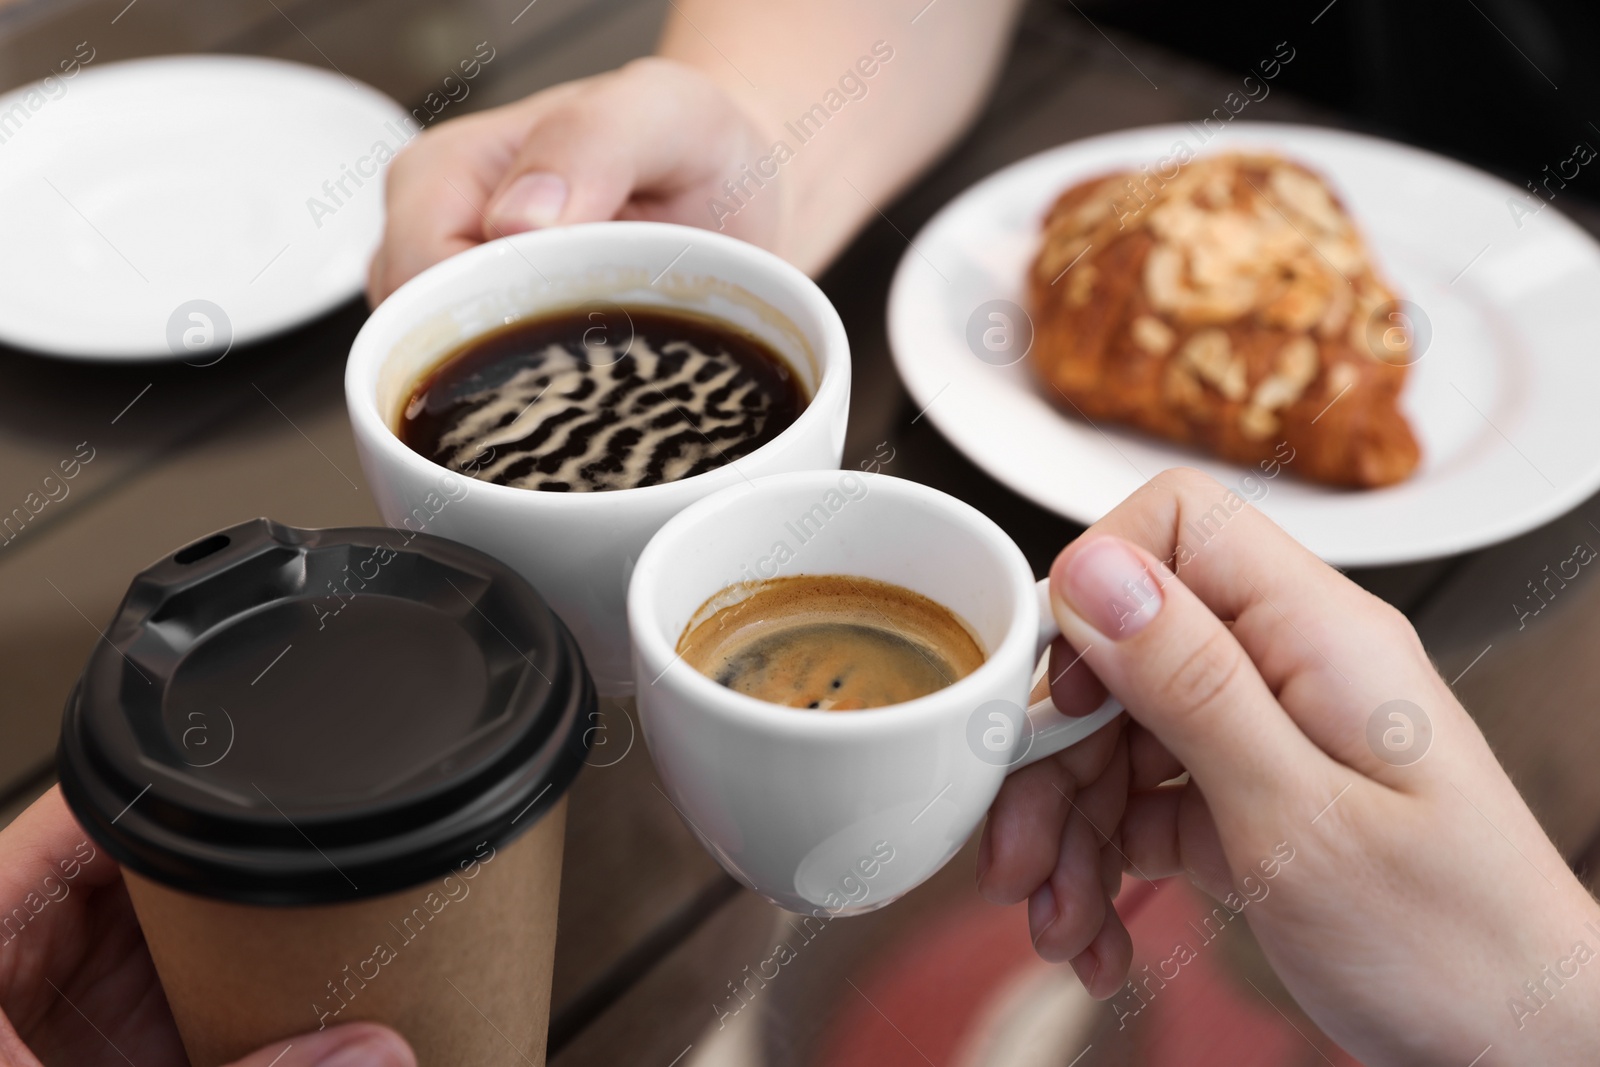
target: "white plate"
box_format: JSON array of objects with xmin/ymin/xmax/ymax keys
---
[
  {"xmin": 0, "ymin": 55, "xmax": 408, "ymax": 360},
  {"xmin": 887, "ymin": 123, "xmax": 1600, "ymax": 566}
]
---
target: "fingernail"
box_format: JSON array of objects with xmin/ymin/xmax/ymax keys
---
[
  {"xmin": 305, "ymin": 1026, "xmax": 414, "ymax": 1067},
  {"xmin": 1070, "ymin": 949, "xmax": 1102, "ymax": 993},
  {"xmin": 488, "ymin": 172, "xmax": 568, "ymax": 232},
  {"xmin": 975, "ymin": 828, "xmax": 992, "ymax": 887},
  {"xmin": 1028, "ymin": 883, "xmax": 1056, "ymax": 941},
  {"xmin": 1056, "ymin": 537, "xmax": 1163, "ymax": 639}
]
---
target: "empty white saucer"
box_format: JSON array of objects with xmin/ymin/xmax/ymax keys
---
[{"xmin": 0, "ymin": 55, "xmax": 409, "ymax": 360}]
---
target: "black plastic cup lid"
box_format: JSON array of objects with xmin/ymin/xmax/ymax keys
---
[{"xmin": 57, "ymin": 518, "xmax": 592, "ymax": 906}]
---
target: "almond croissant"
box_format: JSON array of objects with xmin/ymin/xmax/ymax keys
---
[{"xmin": 1027, "ymin": 152, "xmax": 1420, "ymax": 488}]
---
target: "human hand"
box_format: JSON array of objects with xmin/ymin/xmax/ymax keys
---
[
  {"xmin": 977, "ymin": 468, "xmax": 1600, "ymax": 1066},
  {"xmin": 0, "ymin": 787, "xmax": 414, "ymax": 1067},
  {"xmin": 366, "ymin": 56, "xmax": 781, "ymax": 305}
]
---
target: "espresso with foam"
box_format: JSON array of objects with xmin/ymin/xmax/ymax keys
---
[
  {"xmin": 677, "ymin": 575, "xmax": 985, "ymax": 710},
  {"xmin": 399, "ymin": 306, "xmax": 806, "ymax": 492}
]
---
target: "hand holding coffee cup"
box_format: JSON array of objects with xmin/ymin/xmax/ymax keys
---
[
  {"xmin": 57, "ymin": 520, "xmax": 589, "ymax": 1067},
  {"xmin": 628, "ymin": 471, "xmax": 1124, "ymax": 914},
  {"xmin": 0, "ymin": 789, "xmax": 419, "ymax": 1067}
]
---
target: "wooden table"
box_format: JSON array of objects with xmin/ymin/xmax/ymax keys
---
[{"xmin": 3, "ymin": 1, "xmax": 1598, "ymax": 1064}]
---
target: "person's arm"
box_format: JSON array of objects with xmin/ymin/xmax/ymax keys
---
[
  {"xmin": 655, "ymin": 0, "xmax": 1026, "ymax": 272},
  {"xmin": 368, "ymin": 0, "xmax": 1024, "ymax": 301}
]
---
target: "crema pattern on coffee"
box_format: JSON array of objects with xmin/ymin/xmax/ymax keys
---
[{"xmin": 400, "ymin": 307, "xmax": 806, "ymax": 492}]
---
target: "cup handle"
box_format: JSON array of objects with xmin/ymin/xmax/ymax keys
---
[{"xmin": 1009, "ymin": 578, "xmax": 1124, "ymax": 770}]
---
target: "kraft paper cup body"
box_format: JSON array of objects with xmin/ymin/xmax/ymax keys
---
[
  {"xmin": 345, "ymin": 221, "xmax": 851, "ymax": 698},
  {"xmin": 126, "ymin": 798, "xmax": 566, "ymax": 1067},
  {"xmin": 58, "ymin": 520, "xmax": 592, "ymax": 1066}
]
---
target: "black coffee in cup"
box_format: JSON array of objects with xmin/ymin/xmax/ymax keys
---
[
  {"xmin": 57, "ymin": 519, "xmax": 592, "ymax": 1067},
  {"xmin": 399, "ymin": 305, "xmax": 807, "ymax": 492}
]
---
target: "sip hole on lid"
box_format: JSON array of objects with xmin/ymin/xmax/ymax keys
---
[{"xmin": 174, "ymin": 533, "xmax": 230, "ymax": 565}]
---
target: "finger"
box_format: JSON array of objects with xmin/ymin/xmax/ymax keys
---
[
  {"xmin": 1028, "ymin": 809, "xmax": 1106, "ymax": 962},
  {"xmin": 1068, "ymin": 467, "xmax": 1447, "ymax": 783},
  {"xmin": 1076, "ymin": 467, "xmax": 1353, "ymax": 628},
  {"xmin": 1098, "ymin": 838, "xmax": 1125, "ymax": 900},
  {"xmin": 977, "ymin": 761, "xmax": 1072, "ymax": 905},
  {"xmin": 1120, "ymin": 785, "xmax": 1235, "ymax": 901},
  {"xmin": 1066, "ymin": 728, "xmax": 1130, "ymax": 845},
  {"xmin": 366, "ymin": 214, "xmax": 477, "ymax": 308},
  {"xmin": 1033, "ymin": 751, "xmax": 1130, "ymax": 963},
  {"xmin": 1069, "ymin": 900, "xmax": 1134, "ymax": 1000},
  {"xmin": 368, "ymin": 231, "xmax": 476, "ymax": 308},
  {"xmin": 368, "ymin": 77, "xmax": 586, "ymax": 305},
  {"xmin": 483, "ymin": 58, "xmax": 751, "ymax": 238},
  {"xmin": 223, "ymin": 1023, "xmax": 414, "ymax": 1067},
  {"xmin": 1046, "ymin": 634, "xmax": 1109, "ymax": 716},
  {"xmin": 1049, "ymin": 532, "xmax": 1338, "ymax": 829},
  {"xmin": 369, "ymin": 109, "xmax": 529, "ymax": 304},
  {"xmin": 977, "ymin": 719, "xmax": 1123, "ymax": 904},
  {"xmin": 0, "ymin": 788, "xmax": 118, "ymax": 897},
  {"xmin": 0, "ymin": 788, "xmax": 143, "ymax": 1042},
  {"xmin": 0, "ymin": 1014, "xmax": 43, "ymax": 1066},
  {"xmin": 1118, "ymin": 786, "xmax": 1186, "ymax": 879},
  {"xmin": 1129, "ymin": 723, "xmax": 1184, "ymax": 788}
]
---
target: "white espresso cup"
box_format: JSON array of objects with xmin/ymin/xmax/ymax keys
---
[
  {"xmin": 346, "ymin": 222, "xmax": 850, "ymax": 695},
  {"xmin": 628, "ymin": 470, "xmax": 1125, "ymax": 915}
]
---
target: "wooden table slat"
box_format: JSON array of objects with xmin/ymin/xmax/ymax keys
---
[{"xmin": 3, "ymin": 0, "xmax": 1600, "ymax": 1059}]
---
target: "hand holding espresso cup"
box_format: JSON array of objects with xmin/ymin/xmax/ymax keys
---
[
  {"xmin": 628, "ymin": 470, "xmax": 1125, "ymax": 916},
  {"xmin": 981, "ymin": 468, "xmax": 1600, "ymax": 1065}
]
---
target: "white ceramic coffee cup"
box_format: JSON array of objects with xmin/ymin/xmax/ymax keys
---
[
  {"xmin": 628, "ymin": 470, "xmax": 1125, "ymax": 915},
  {"xmin": 346, "ymin": 222, "xmax": 850, "ymax": 695}
]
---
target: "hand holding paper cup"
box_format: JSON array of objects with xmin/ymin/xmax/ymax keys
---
[{"xmin": 57, "ymin": 520, "xmax": 590, "ymax": 1067}]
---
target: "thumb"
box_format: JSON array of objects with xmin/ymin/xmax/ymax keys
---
[
  {"xmin": 1048, "ymin": 535, "xmax": 1336, "ymax": 826},
  {"xmin": 479, "ymin": 98, "xmax": 601, "ymax": 238},
  {"xmin": 223, "ymin": 1023, "xmax": 414, "ymax": 1067},
  {"xmin": 481, "ymin": 57, "xmax": 751, "ymax": 240}
]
